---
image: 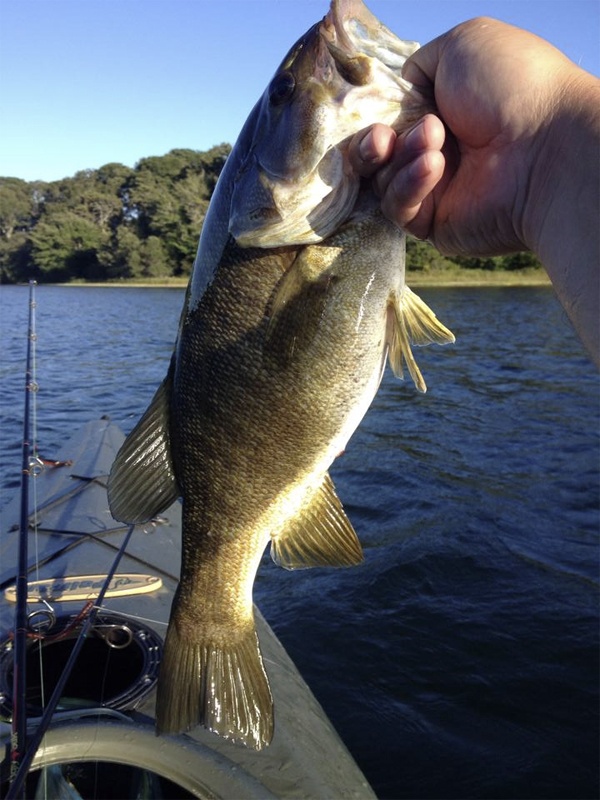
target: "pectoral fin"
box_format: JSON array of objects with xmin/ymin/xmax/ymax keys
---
[
  {"xmin": 264, "ymin": 246, "xmax": 341, "ymax": 367},
  {"xmin": 108, "ymin": 361, "xmax": 180, "ymax": 524},
  {"xmin": 271, "ymin": 473, "xmax": 363, "ymax": 569},
  {"xmin": 387, "ymin": 286, "xmax": 455, "ymax": 393}
]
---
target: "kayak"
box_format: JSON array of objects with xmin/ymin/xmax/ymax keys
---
[{"xmin": 0, "ymin": 416, "xmax": 375, "ymax": 799}]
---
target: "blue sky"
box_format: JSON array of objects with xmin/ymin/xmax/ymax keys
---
[{"xmin": 1, "ymin": 0, "xmax": 598, "ymax": 182}]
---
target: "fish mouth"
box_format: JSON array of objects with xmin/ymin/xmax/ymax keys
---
[{"xmin": 228, "ymin": 0, "xmax": 428, "ymax": 249}]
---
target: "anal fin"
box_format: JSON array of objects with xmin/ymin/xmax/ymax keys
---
[
  {"xmin": 387, "ymin": 285, "xmax": 455, "ymax": 393},
  {"xmin": 271, "ymin": 473, "xmax": 363, "ymax": 569},
  {"xmin": 108, "ymin": 361, "xmax": 179, "ymax": 524}
]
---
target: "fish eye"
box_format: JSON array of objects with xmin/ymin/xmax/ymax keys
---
[{"xmin": 269, "ymin": 71, "xmax": 296, "ymax": 106}]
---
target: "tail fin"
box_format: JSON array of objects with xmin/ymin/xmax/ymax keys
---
[{"xmin": 156, "ymin": 614, "xmax": 273, "ymax": 750}]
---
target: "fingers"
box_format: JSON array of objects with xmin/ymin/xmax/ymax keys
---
[
  {"xmin": 381, "ymin": 147, "xmax": 445, "ymax": 238},
  {"xmin": 372, "ymin": 114, "xmax": 444, "ymax": 193},
  {"xmin": 348, "ymin": 123, "xmax": 397, "ymax": 177},
  {"xmin": 349, "ymin": 115, "xmax": 446, "ymax": 239},
  {"xmin": 401, "ymin": 27, "xmax": 447, "ymax": 89}
]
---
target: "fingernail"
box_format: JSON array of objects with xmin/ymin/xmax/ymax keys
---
[
  {"xmin": 358, "ymin": 130, "xmax": 378, "ymax": 162},
  {"xmin": 390, "ymin": 154, "xmax": 428, "ymax": 198},
  {"xmin": 406, "ymin": 153, "xmax": 431, "ymax": 183},
  {"xmin": 404, "ymin": 120, "xmax": 425, "ymax": 151}
]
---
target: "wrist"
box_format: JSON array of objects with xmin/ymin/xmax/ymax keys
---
[
  {"xmin": 522, "ymin": 69, "xmax": 600, "ymax": 363},
  {"xmin": 524, "ymin": 70, "xmax": 599, "ymax": 250}
]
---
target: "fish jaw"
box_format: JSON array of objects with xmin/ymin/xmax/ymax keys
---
[{"xmin": 229, "ymin": 0, "xmax": 429, "ymax": 248}]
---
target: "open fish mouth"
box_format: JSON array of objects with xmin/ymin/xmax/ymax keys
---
[{"xmin": 228, "ymin": 0, "xmax": 428, "ymax": 249}]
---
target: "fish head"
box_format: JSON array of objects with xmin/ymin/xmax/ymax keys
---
[{"xmin": 229, "ymin": 0, "xmax": 428, "ymax": 248}]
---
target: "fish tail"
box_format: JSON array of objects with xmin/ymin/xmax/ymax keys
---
[{"xmin": 155, "ymin": 611, "xmax": 273, "ymax": 750}]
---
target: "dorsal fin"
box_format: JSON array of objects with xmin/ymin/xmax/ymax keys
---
[
  {"xmin": 271, "ymin": 473, "xmax": 363, "ymax": 569},
  {"xmin": 108, "ymin": 363, "xmax": 180, "ymax": 524},
  {"xmin": 387, "ymin": 285, "xmax": 455, "ymax": 393}
]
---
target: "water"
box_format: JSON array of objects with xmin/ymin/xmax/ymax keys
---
[{"xmin": 1, "ymin": 284, "xmax": 598, "ymax": 799}]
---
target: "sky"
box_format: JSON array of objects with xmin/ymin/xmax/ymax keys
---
[{"xmin": 1, "ymin": 0, "xmax": 598, "ymax": 183}]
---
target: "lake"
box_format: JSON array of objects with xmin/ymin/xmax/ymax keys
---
[{"xmin": 0, "ymin": 283, "xmax": 598, "ymax": 799}]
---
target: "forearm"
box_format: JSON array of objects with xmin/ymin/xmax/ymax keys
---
[{"xmin": 524, "ymin": 70, "xmax": 600, "ymax": 365}]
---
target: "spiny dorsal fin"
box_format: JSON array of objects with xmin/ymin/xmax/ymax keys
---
[
  {"xmin": 271, "ymin": 473, "xmax": 363, "ymax": 569},
  {"xmin": 387, "ymin": 285, "xmax": 455, "ymax": 393},
  {"xmin": 156, "ymin": 615, "xmax": 273, "ymax": 750},
  {"xmin": 108, "ymin": 363, "xmax": 179, "ymax": 524}
]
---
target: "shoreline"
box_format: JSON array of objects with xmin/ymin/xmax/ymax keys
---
[
  {"xmin": 409, "ymin": 268, "xmax": 551, "ymax": 288},
  {"xmin": 42, "ymin": 268, "xmax": 551, "ymax": 289}
]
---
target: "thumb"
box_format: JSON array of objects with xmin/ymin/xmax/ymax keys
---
[{"xmin": 402, "ymin": 31, "xmax": 445, "ymax": 91}]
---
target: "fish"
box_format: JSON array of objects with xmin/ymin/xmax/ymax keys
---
[{"xmin": 107, "ymin": 0, "xmax": 454, "ymax": 751}]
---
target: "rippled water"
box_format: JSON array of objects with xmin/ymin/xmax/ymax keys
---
[{"xmin": 1, "ymin": 284, "xmax": 598, "ymax": 799}]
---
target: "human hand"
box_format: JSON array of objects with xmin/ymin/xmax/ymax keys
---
[{"xmin": 349, "ymin": 17, "xmax": 595, "ymax": 258}]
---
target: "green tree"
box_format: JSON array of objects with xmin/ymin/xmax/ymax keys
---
[
  {"xmin": 100, "ymin": 225, "xmax": 142, "ymax": 279},
  {"xmin": 0, "ymin": 178, "xmax": 33, "ymax": 239},
  {"xmin": 42, "ymin": 165, "xmax": 132, "ymax": 233},
  {"xmin": 406, "ymin": 237, "xmax": 457, "ymax": 272},
  {"xmin": 0, "ymin": 144, "xmax": 235, "ymax": 282},
  {"xmin": 0, "ymin": 231, "xmax": 32, "ymax": 283},
  {"xmin": 0, "ymin": 178, "xmax": 46, "ymax": 282},
  {"xmin": 499, "ymin": 251, "xmax": 542, "ymax": 270},
  {"xmin": 126, "ymin": 147, "xmax": 229, "ymax": 277},
  {"xmin": 140, "ymin": 235, "xmax": 170, "ymax": 277},
  {"xmin": 30, "ymin": 211, "xmax": 108, "ymax": 282},
  {"xmin": 1, "ymin": 139, "xmax": 547, "ymax": 286}
]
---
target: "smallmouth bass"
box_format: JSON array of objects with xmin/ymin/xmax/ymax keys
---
[{"xmin": 108, "ymin": 0, "xmax": 454, "ymax": 750}]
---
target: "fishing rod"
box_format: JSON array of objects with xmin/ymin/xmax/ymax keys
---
[
  {"xmin": 10, "ymin": 280, "xmax": 37, "ymax": 793},
  {"xmin": 4, "ymin": 284, "xmax": 141, "ymax": 798},
  {"xmin": 1, "ymin": 281, "xmax": 144, "ymax": 800}
]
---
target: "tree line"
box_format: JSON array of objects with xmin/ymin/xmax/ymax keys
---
[{"xmin": 0, "ymin": 145, "xmax": 541, "ymax": 284}]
